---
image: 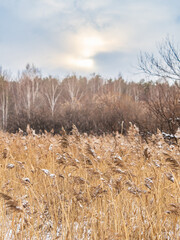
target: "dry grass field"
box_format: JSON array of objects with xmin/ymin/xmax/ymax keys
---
[{"xmin": 0, "ymin": 125, "xmax": 179, "ymax": 239}]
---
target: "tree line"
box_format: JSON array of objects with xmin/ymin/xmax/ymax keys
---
[{"xmin": 0, "ymin": 64, "xmax": 179, "ymax": 136}]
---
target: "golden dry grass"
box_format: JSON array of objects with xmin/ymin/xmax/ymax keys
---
[{"xmin": 0, "ymin": 125, "xmax": 179, "ymax": 239}]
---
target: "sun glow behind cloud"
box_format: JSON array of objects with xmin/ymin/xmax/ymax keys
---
[
  {"xmin": 69, "ymin": 57, "xmax": 94, "ymax": 69},
  {"xmin": 63, "ymin": 31, "xmax": 106, "ymax": 70},
  {"xmin": 81, "ymin": 36, "xmax": 105, "ymax": 57},
  {"xmin": 54, "ymin": 30, "xmax": 108, "ymax": 70},
  {"xmin": 48, "ymin": 27, "xmax": 128, "ymax": 73}
]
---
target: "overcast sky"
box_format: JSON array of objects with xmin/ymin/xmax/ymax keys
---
[{"xmin": 0, "ymin": 0, "xmax": 180, "ymax": 81}]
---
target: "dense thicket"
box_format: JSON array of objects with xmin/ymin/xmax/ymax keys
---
[{"xmin": 0, "ymin": 64, "xmax": 179, "ymax": 135}]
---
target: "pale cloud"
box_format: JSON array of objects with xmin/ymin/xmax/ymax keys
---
[
  {"xmin": 46, "ymin": 26, "xmax": 127, "ymax": 72},
  {"xmin": 75, "ymin": 0, "xmax": 111, "ymax": 11},
  {"xmin": 0, "ymin": 0, "xmax": 72, "ymax": 22},
  {"xmin": 0, "ymin": 0, "xmax": 180, "ymax": 79}
]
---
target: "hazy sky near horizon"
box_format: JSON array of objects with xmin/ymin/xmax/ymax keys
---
[{"xmin": 0, "ymin": 0, "xmax": 180, "ymax": 81}]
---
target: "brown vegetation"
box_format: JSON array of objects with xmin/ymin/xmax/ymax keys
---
[
  {"xmin": 0, "ymin": 65, "xmax": 179, "ymax": 136},
  {"xmin": 0, "ymin": 125, "xmax": 179, "ymax": 239}
]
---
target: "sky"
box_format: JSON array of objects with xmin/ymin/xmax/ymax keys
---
[{"xmin": 0, "ymin": 0, "xmax": 180, "ymax": 81}]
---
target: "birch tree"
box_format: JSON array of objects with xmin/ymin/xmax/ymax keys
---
[
  {"xmin": 42, "ymin": 77, "xmax": 61, "ymax": 119},
  {"xmin": 61, "ymin": 75, "xmax": 85, "ymax": 108},
  {"xmin": 0, "ymin": 71, "xmax": 9, "ymax": 130},
  {"xmin": 20, "ymin": 64, "xmax": 41, "ymax": 120}
]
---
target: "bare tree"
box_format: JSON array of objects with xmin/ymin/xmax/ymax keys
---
[
  {"xmin": 20, "ymin": 64, "xmax": 41, "ymax": 120},
  {"xmin": 138, "ymin": 37, "xmax": 180, "ymax": 87},
  {"xmin": 145, "ymin": 83, "xmax": 180, "ymax": 133},
  {"xmin": 0, "ymin": 70, "xmax": 9, "ymax": 130},
  {"xmin": 138, "ymin": 37, "xmax": 180, "ymax": 134},
  {"xmin": 88, "ymin": 74, "xmax": 104, "ymax": 95},
  {"xmin": 61, "ymin": 75, "xmax": 85, "ymax": 108},
  {"xmin": 42, "ymin": 77, "xmax": 61, "ymax": 119}
]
